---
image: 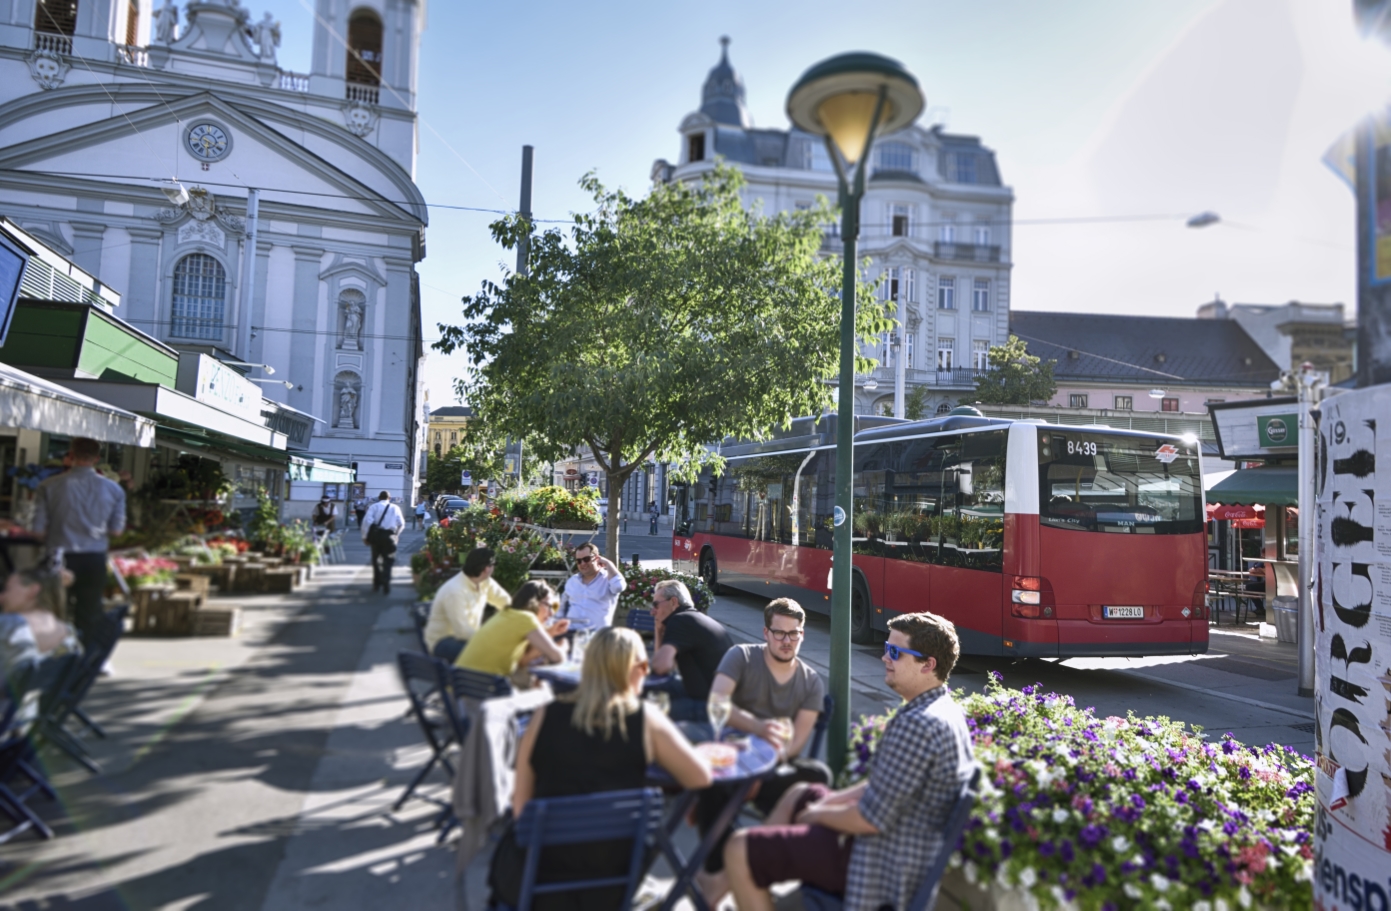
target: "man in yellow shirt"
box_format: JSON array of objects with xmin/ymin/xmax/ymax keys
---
[{"xmin": 423, "ymin": 548, "xmax": 511, "ymax": 662}]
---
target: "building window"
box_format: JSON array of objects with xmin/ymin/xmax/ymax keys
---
[
  {"xmin": 953, "ymin": 152, "xmax": 978, "ymax": 184},
  {"xmin": 974, "ymin": 226, "xmax": 991, "ymax": 246},
  {"xmin": 34, "ymin": 0, "xmax": 77, "ymax": 34},
  {"xmin": 936, "ymin": 402, "xmax": 951, "ymax": 415},
  {"xmin": 346, "ymin": 9, "xmax": 383, "ymax": 86},
  {"xmin": 880, "ymin": 266, "xmax": 914, "ymax": 302},
  {"xmin": 333, "ymin": 370, "xmax": 362, "ymax": 429},
  {"xmin": 890, "ymin": 204, "xmax": 909, "ymax": 237},
  {"xmin": 876, "ymin": 141, "xmax": 915, "ymax": 173},
  {"xmin": 1069, "ymin": 393, "xmax": 1089, "ymax": 408},
  {"xmin": 688, "ymin": 133, "xmax": 705, "ymax": 163},
  {"xmin": 879, "ymin": 332, "xmax": 893, "ymax": 368},
  {"xmin": 434, "ymin": 443, "xmax": 441, "ymax": 457},
  {"xmin": 170, "ymin": 253, "xmax": 226, "ymax": 340},
  {"xmin": 125, "ymin": 0, "xmax": 138, "ymax": 45},
  {"xmin": 906, "ymin": 333, "xmax": 914, "ymax": 369},
  {"xmin": 940, "ymin": 224, "xmax": 956, "ymax": 243},
  {"xmin": 1161, "ymin": 397, "xmax": 1180, "ymax": 412},
  {"xmin": 450, "ymin": 430, "xmax": 457, "ymax": 444},
  {"xmin": 973, "ymin": 339, "xmax": 990, "ymax": 371},
  {"xmin": 937, "ymin": 338, "xmax": 955, "ymax": 371},
  {"xmin": 972, "ymin": 278, "xmax": 990, "ymax": 312},
  {"xmin": 938, "ymin": 276, "xmax": 956, "ymax": 310},
  {"xmin": 1114, "ymin": 395, "xmax": 1133, "ymax": 411}
]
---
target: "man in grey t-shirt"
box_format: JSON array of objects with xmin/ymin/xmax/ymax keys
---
[{"xmin": 695, "ymin": 598, "xmax": 831, "ymax": 904}]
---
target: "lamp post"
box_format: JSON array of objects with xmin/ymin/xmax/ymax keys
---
[{"xmin": 787, "ymin": 53, "xmax": 923, "ymax": 775}]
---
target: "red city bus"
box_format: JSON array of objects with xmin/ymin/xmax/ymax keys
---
[{"xmin": 671, "ymin": 411, "xmax": 1209, "ymax": 657}]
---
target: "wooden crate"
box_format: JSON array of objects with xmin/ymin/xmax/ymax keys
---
[
  {"xmin": 183, "ymin": 563, "xmax": 236, "ymax": 592},
  {"xmin": 176, "ymin": 573, "xmax": 212, "ymax": 597},
  {"xmin": 262, "ymin": 568, "xmax": 298, "ymax": 593},
  {"xmin": 136, "ymin": 590, "xmax": 200, "ymax": 636},
  {"xmin": 232, "ymin": 563, "xmax": 266, "ymax": 593},
  {"xmin": 130, "ymin": 584, "xmax": 176, "ymax": 632},
  {"xmin": 193, "ymin": 605, "xmax": 240, "ymax": 637}
]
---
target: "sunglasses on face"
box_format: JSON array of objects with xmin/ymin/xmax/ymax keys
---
[
  {"xmin": 767, "ymin": 628, "xmax": 804, "ymax": 642},
  {"xmin": 576, "ymin": 555, "xmax": 596, "ymax": 565},
  {"xmin": 884, "ymin": 642, "xmax": 926, "ymax": 662}
]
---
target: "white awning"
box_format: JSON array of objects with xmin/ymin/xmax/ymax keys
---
[
  {"xmin": 62, "ymin": 380, "xmax": 287, "ymax": 449},
  {"xmin": 0, "ymin": 362, "xmax": 155, "ymax": 446}
]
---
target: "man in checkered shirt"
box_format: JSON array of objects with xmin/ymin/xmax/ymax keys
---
[{"xmin": 724, "ymin": 611, "xmax": 974, "ymax": 911}]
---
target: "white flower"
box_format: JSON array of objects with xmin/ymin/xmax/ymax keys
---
[
  {"xmin": 964, "ymin": 861, "xmax": 978, "ymax": 884},
  {"xmin": 1124, "ymin": 883, "xmax": 1143, "ymax": 900},
  {"xmin": 1151, "ymin": 873, "xmax": 1171, "ymax": 893},
  {"xmin": 1112, "ymin": 835, "xmax": 1131, "ymax": 853},
  {"xmin": 1238, "ymin": 886, "xmax": 1252, "ymax": 909},
  {"xmin": 1052, "ymin": 808, "xmax": 1069, "ymax": 824},
  {"xmin": 1198, "ymin": 819, "xmax": 1216, "ymax": 833},
  {"xmin": 1215, "ymin": 899, "xmax": 1229, "ymax": 911},
  {"xmin": 1018, "ymin": 867, "xmax": 1037, "ymax": 888},
  {"xmin": 1194, "ymin": 902, "xmax": 1213, "ymax": 911}
]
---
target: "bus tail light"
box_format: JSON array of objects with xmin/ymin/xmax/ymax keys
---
[
  {"xmin": 1011, "ymin": 576, "xmax": 1055, "ymax": 619},
  {"xmin": 1190, "ymin": 580, "xmax": 1208, "ymax": 620}
]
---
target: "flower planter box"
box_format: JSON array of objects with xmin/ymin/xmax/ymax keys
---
[
  {"xmin": 231, "ymin": 563, "xmax": 266, "ymax": 593},
  {"xmin": 193, "ymin": 605, "xmax": 240, "ymax": 637},
  {"xmin": 261, "ymin": 568, "xmax": 299, "ymax": 594},
  {"xmin": 175, "ymin": 573, "xmax": 212, "ymax": 598},
  {"xmin": 182, "ymin": 563, "xmax": 236, "ymax": 592}
]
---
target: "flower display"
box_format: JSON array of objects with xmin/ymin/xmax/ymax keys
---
[
  {"xmin": 110, "ymin": 556, "xmax": 180, "ymax": 587},
  {"xmin": 613, "ymin": 566, "xmax": 714, "ymax": 617},
  {"xmin": 842, "ymin": 673, "xmax": 1314, "ymax": 910}
]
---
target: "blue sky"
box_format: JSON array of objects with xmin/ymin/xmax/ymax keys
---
[{"xmin": 258, "ymin": 0, "xmax": 1383, "ymax": 405}]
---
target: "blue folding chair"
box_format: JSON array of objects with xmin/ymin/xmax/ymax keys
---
[
  {"xmin": 808, "ymin": 693, "xmax": 834, "ymax": 761},
  {"xmin": 498, "ymin": 788, "xmax": 664, "ymax": 911},
  {"xmin": 624, "ymin": 608, "xmax": 656, "ymax": 636},
  {"xmin": 36, "ymin": 605, "xmax": 128, "ymax": 774},
  {"xmin": 450, "ymin": 666, "xmax": 513, "ymax": 701},
  {"xmin": 801, "ymin": 766, "xmax": 981, "ymax": 911},
  {"xmin": 394, "ymin": 651, "xmax": 459, "ymax": 812}
]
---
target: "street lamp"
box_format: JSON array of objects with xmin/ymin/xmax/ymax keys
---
[{"xmin": 787, "ymin": 52, "xmax": 923, "ymax": 775}]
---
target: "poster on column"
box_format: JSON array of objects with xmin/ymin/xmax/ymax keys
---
[{"xmin": 1313, "ymin": 384, "xmax": 1391, "ymax": 909}]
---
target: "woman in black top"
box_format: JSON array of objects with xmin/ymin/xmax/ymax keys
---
[{"xmin": 491, "ymin": 627, "xmax": 711, "ymax": 910}]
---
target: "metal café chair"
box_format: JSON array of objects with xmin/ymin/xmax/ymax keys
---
[
  {"xmin": 450, "ymin": 666, "xmax": 513, "ymax": 701},
  {"xmin": 624, "ymin": 608, "xmax": 656, "ymax": 640},
  {"xmin": 35, "ymin": 604, "xmax": 129, "ymax": 774},
  {"xmin": 801, "ymin": 766, "xmax": 982, "ymax": 911},
  {"xmin": 497, "ymin": 788, "xmax": 664, "ymax": 911},
  {"xmin": 394, "ymin": 651, "xmax": 459, "ymax": 812},
  {"xmin": 0, "ymin": 654, "xmax": 81, "ymax": 842}
]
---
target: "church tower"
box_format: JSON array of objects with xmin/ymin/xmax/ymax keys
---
[{"xmin": 310, "ymin": 0, "xmax": 425, "ymax": 114}]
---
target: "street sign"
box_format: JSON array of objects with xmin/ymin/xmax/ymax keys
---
[
  {"xmin": 587, "ymin": 471, "xmax": 599, "ymax": 487},
  {"xmin": 487, "ymin": 480, "xmax": 498, "ymax": 496},
  {"xmin": 461, "ymin": 470, "xmax": 472, "ymax": 485}
]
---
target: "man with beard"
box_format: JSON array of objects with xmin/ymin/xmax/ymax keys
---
[{"xmin": 693, "ymin": 598, "xmax": 828, "ymax": 904}]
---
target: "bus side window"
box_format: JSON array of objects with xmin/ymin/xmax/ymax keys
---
[{"xmin": 954, "ymin": 430, "xmax": 1008, "ymax": 571}]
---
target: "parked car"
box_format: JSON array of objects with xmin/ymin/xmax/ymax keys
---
[{"xmin": 437, "ymin": 496, "xmax": 468, "ymax": 519}]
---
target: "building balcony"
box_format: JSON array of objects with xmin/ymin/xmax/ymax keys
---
[
  {"xmin": 278, "ymin": 71, "xmax": 310, "ymax": 92},
  {"xmin": 850, "ymin": 367, "xmax": 986, "ymax": 389},
  {"xmin": 33, "ymin": 31, "xmax": 72, "ymax": 55},
  {"xmin": 346, "ymin": 83, "xmax": 380, "ymax": 104},
  {"xmin": 115, "ymin": 44, "xmax": 148, "ymax": 66},
  {"xmin": 933, "ymin": 242, "xmax": 1002, "ymax": 263}
]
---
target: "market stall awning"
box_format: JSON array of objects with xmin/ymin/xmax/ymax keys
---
[
  {"xmin": 61, "ymin": 380, "xmax": 286, "ymax": 450},
  {"xmin": 1205, "ymin": 466, "xmax": 1298, "ymax": 507},
  {"xmin": 0, "ymin": 361, "xmax": 154, "ymax": 446},
  {"xmin": 289, "ymin": 455, "xmax": 353, "ymax": 483},
  {"xmin": 1206, "ymin": 502, "xmax": 1265, "ymax": 528}
]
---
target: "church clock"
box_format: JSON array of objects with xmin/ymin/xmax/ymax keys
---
[{"xmin": 185, "ymin": 122, "xmax": 232, "ymax": 162}]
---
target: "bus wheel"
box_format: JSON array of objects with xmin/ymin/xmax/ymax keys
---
[
  {"xmin": 699, "ymin": 551, "xmax": 724, "ymax": 595},
  {"xmin": 851, "ymin": 582, "xmax": 874, "ymax": 644}
]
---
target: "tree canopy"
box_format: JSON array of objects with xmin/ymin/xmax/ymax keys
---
[
  {"xmin": 435, "ymin": 164, "xmax": 891, "ymax": 557},
  {"xmin": 970, "ymin": 335, "xmax": 1058, "ymax": 405}
]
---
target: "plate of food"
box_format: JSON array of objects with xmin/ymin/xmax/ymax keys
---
[{"xmin": 695, "ymin": 741, "xmax": 739, "ymax": 773}]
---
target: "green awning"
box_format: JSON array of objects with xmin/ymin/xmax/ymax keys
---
[{"xmin": 1206, "ymin": 466, "xmax": 1298, "ymax": 507}]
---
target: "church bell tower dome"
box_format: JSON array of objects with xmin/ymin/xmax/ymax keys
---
[{"xmin": 701, "ymin": 36, "xmax": 751, "ymax": 128}]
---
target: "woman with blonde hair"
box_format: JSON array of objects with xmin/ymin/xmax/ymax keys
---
[{"xmin": 490, "ymin": 627, "xmax": 712, "ymax": 910}]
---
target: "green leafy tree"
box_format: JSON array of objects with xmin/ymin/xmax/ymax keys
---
[
  {"xmin": 423, "ymin": 421, "xmax": 508, "ymax": 495},
  {"xmin": 435, "ymin": 164, "xmax": 892, "ymax": 559},
  {"xmin": 970, "ymin": 335, "xmax": 1057, "ymax": 406},
  {"xmin": 904, "ymin": 385, "xmax": 931, "ymax": 421}
]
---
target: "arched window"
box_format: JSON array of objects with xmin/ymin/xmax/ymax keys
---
[
  {"xmin": 936, "ymin": 402, "xmax": 951, "ymax": 416},
  {"xmin": 346, "ymin": 9, "xmax": 382, "ymax": 86},
  {"xmin": 34, "ymin": 0, "xmax": 78, "ymax": 35},
  {"xmin": 171, "ymin": 253, "xmax": 226, "ymax": 340},
  {"xmin": 333, "ymin": 370, "xmax": 362, "ymax": 430}
]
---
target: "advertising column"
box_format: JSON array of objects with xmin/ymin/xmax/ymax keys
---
[{"xmin": 1311, "ymin": 385, "xmax": 1391, "ymax": 908}]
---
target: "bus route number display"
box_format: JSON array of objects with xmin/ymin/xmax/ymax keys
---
[{"xmin": 1065, "ymin": 440, "xmax": 1098, "ymax": 457}]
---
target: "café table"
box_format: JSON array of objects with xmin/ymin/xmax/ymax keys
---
[
  {"xmin": 1207, "ymin": 570, "xmax": 1257, "ymax": 625},
  {"xmin": 529, "ymin": 661, "xmax": 677, "ymax": 696},
  {"xmin": 649, "ymin": 732, "xmax": 780, "ymax": 911}
]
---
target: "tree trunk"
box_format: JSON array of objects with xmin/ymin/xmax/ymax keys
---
[{"xmin": 602, "ymin": 464, "xmax": 639, "ymax": 565}]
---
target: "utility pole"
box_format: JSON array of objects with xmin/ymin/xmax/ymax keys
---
[
  {"xmin": 239, "ymin": 188, "xmax": 260, "ymax": 360},
  {"xmin": 516, "ymin": 145, "xmax": 533, "ymax": 277}
]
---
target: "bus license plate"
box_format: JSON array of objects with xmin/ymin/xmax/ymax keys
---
[{"xmin": 1104, "ymin": 605, "xmax": 1144, "ymax": 619}]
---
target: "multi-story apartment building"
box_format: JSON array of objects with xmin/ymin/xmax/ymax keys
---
[
  {"xmin": 653, "ymin": 39, "xmax": 1015, "ymax": 417},
  {"xmin": 0, "ymin": 0, "xmax": 429, "ymax": 502}
]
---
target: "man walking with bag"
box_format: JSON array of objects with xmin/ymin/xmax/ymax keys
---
[{"xmin": 361, "ymin": 491, "xmax": 405, "ymax": 595}]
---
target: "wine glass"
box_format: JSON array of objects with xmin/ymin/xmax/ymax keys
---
[{"xmin": 706, "ymin": 692, "xmax": 732, "ymax": 742}]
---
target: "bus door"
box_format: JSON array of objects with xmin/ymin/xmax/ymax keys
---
[
  {"xmin": 927, "ymin": 431, "xmax": 1009, "ymax": 655},
  {"xmin": 850, "ymin": 444, "xmax": 894, "ymax": 619},
  {"xmin": 881, "ymin": 437, "xmax": 935, "ymax": 621}
]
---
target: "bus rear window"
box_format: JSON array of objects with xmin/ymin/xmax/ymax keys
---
[{"xmin": 1038, "ymin": 433, "xmax": 1203, "ymax": 535}]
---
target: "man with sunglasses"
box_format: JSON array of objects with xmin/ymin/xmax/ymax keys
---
[
  {"xmin": 650, "ymin": 579, "xmax": 732, "ymax": 720},
  {"xmin": 723, "ymin": 611, "xmax": 974, "ymax": 911},
  {"xmin": 694, "ymin": 598, "xmax": 829, "ymax": 904},
  {"xmin": 558, "ymin": 542, "xmax": 625, "ymax": 631}
]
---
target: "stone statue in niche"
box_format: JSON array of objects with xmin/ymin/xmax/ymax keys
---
[
  {"xmin": 154, "ymin": 0, "xmax": 178, "ymax": 44},
  {"xmin": 337, "ymin": 385, "xmax": 359, "ymax": 429},
  {"xmin": 339, "ymin": 300, "xmax": 364, "ymax": 350},
  {"xmin": 250, "ymin": 12, "xmax": 280, "ymax": 64}
]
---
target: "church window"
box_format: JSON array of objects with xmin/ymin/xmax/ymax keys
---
[
  {"xmin": 346, "ymin": 9, "xmax": 383, "ymax": 86},
  {"xmin": 170, "ymin": 254, "xmax": 226, "ymax": 340},
  {"xmin": 125, "ymin": 0, "xmax": 139, "ymax": 45},
  {"xmin": 34, "ymin": 0, "xmax": 77, "ymax": 35},
  {"xmin": 688, "ymin": 133, "xmax": 705, "ymax": 163}
]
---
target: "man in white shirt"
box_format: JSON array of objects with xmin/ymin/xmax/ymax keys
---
[
  {"xmin": 424, "ymin": 547, "xmax": 510, "ymax": 662},
  {"xmin": 361, "ymin": 491, "xmax": 405, "ymax": 595},
  {"xmin": 558, "ymin": 541, "xmax": 625, "ymax": 630}
]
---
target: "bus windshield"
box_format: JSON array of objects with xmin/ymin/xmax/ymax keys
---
[{"xmin": 1038, "ymin": 431, "xmax": 1203, "ymax": 535}]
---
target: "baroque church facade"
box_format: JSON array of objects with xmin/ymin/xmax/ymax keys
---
[
  {"xmin": 654, "ymin": 40, "xmax": 1015, "ymax": 417},
  {"xmin": 0, "ymin": 0, "xmax": 428, "ymax": 499}
]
